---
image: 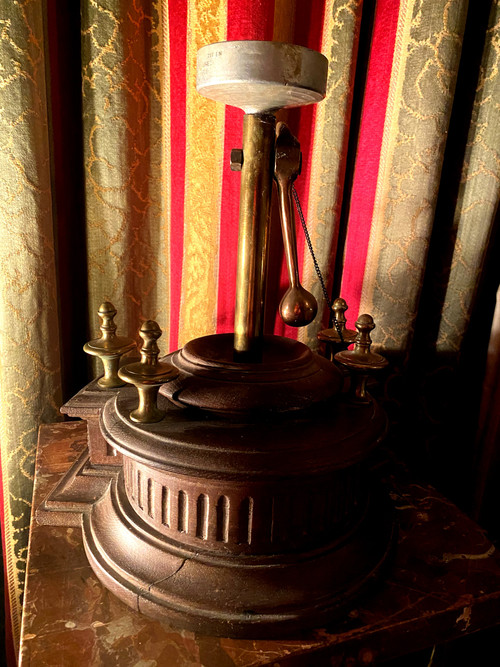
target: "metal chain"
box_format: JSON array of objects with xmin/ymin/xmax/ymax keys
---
[{"xmin": 292, "ymin": 184, "xmax": 344, "ymax": 343}]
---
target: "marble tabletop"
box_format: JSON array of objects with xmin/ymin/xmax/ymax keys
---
[{"xmin": 19, "ymin": 421, "xmax": 500, "ymax": 666}]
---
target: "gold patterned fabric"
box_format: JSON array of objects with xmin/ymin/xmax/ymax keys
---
[
  {"xmin": 82, "ymin": 0, "xmax": 169, "ymax": 342},
  {"xmin": 299, "ymin": 0, "xmax": 363, "ymax": 349},
  {"xmin": 438, "ymin": 1, "xmax": 500, "ymax": 352},
  {"xmin": 1, "ymin": 0, "xmax": 499, "ymax": 659},
  {"xmin": 0, "ymin": 0, "xmax": 62, "ymax": 651},
  {"xmin": 362, "ymin": 0, "xmax": 468, "ymax": 351},
  {"xmin": 178, "ymin": 0, "xmax": 227, "ymax": 345},
  {"xmin": 343, "ymin": 0, "xmax": 469, "ymax": 352},
  {"xmin": 407, "ymin": 1, "xmax": 500, "ymax": 498}
]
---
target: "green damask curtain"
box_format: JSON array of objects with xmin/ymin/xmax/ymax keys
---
[
  {"xmin": 0, "ymin": 0, "xmax": 62, "ymax": 657},
  {"xmin": 1, "ymin": 0, "xmax": 499, "ymax": 661}
]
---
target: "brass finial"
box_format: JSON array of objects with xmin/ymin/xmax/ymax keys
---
[
  {"xmin": 118, "ymin": 321, "xmax": 178, "ymax": 423},
  {"xmin": 84, "ymin": 302, "xmax": 137, "ymax": 389},
  {"xmin": 332, "ymin": 298, "xmax": 349, "ymax": 333},
  {"xmin": 317, "ymin": 297, "xmax": 357, "ymax": 358},
  {"xmin": 334, "ymin": 314, "xmax": 388, "ymax": 402}
]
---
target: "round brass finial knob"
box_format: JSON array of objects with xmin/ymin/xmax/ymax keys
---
[
  {"xmin": 84, "ymin": 302, "xmax": 137, "ymax": 389},
  {"xmin": 333, "ymin": 298, "xmax": 349, "ymax": 329},
  {"xmin": 334, "ymin": 314, "xmax": 388, "ymax": 402},
  {"xmin": 318, "ymin": 297, "xmax": 357, "ymax": 350},
  {"xmin": 118, "ymin": 321, "xmax": 178, "ymax": 423},
  {"xmin": 317, "ymin": 297, "xmax": 357, "ymax": 361}
]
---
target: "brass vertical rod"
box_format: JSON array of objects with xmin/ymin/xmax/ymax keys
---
[
  {"xmin": 234, "ymin": 113, "xmax": 275, "ymax": 360},
  {"xmin": 275, "ymin": 178, "xmax": 301, "ymax": 288}
]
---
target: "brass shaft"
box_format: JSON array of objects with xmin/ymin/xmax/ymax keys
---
[
  {"xmin": 275, "ymin": 176, "xmax": 300, "ymax": 288},
  {"xmin": 234, "ymin": 113, "xmax": 275, "ymax": 359}
]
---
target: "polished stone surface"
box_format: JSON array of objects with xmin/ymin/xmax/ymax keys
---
[{"xmin": 19, "ymin": 422, "xmax": 500, "ymax": 666}]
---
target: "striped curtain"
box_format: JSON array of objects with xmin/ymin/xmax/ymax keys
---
[
  {"xmin": 80, "ymin": 0, "xmax": 359, "ymax": 350},
  {"xmin": 1, "ymin": 0, "xmax": 499, "ymax": 659}
]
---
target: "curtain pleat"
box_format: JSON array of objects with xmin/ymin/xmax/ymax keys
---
[
  {"xmin": 0, "ymin": 0, "xmax": 62, "ymax": 652},
  {"xmin": 81, "ymin": 0, "xmax": 168, "ymax": 344},
  {"xmin": 299, "ymin": 0, "xmax": 363, "ymax": 349},
  {"xmin": 344, "ymin": 0, "xmax": 469, "ymax": 354},
  {"xmin": 177, "ymin": 0, "xmax": 227, "ymax": 347},
  {"xmin": 437, "ymin": 0, "xmax": 500, "ymax": 352},
  {"xmin": 403, "ymin": 0, "xmax": 500, "ymax": 500},
  {"xmin": 458, "ymin": 3, "xmax": 500, "ymax": 518}
]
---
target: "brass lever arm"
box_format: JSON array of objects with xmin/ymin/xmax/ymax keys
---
[{"xmin": 274, "ymin": 122, "xmax": 317, "ymax": 327}]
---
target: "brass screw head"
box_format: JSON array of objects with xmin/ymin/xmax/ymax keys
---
[{"xmin": 230, "ymin": 148, "xmax": 243, "ymax": 171}]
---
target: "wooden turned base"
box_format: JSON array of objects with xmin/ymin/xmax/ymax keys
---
[
  {"xmin": 39, "ymin": 335, "xmax": 396, "ymax": 637},
  {"xmin": 83, "ymin": 472, "xmax": 394, "ymax": 638},
  {"xmin": 38, "ymin": 447, "xmax": 395, "ymax": 638},
  {"xmin": 39, "ymin": 400, "xmax": 396, "ymax": 637}
]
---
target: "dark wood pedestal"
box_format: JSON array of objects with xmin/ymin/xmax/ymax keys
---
[{"xmin": 19, "ymin": 422, "xmax": 500, "ymax": 666}]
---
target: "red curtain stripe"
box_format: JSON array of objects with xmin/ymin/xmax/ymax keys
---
[
  {"xmin": 167, "ymin": 0, "xmax": 332, "ymax": 345},
  {"xmin": 168, "ymin": 0, "xmax": 188, "ymax": 352},
  {"xmin": 341, "ymin": 0, "xmax": 400, "ymax": 326},
  {"xmin": 274, "ymin": 0, "xmax": 327, "ymax": 339}
]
